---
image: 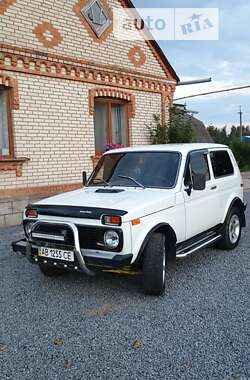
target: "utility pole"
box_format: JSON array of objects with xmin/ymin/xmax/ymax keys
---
[{"xmin": 238, "ymin": 106, "xmax": 243, "ymax": 141}]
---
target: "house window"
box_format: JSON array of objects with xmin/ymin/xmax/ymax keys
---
[
  {"xmin": 0, "ymin": 86, "xmax": 13, "ymax": 158},
  {"xmin": 81, "ymin": 0, "xmax": 111, "ymax": 37},
  {"xmin": 94, "ymin": 99, "xmax": 128, "ymax": 153}
]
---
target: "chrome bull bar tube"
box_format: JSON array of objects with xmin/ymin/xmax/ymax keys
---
[{"xmin": 27, "ymin": 220, "xmax": 94, "ymax": 276}]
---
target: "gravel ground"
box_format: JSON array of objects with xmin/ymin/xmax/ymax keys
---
[{"xmin": 0, "ymin": 194, "xmax": 249, "ymax": 380}]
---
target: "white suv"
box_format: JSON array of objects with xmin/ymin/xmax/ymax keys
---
[{"xmin": 13, "ymin": 144, "xmax": 247, "ymax": 295}]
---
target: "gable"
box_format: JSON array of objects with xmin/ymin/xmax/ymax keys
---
[{"xmin": 0, "ymin": 0, "xmax": 177, "ymax": 81}]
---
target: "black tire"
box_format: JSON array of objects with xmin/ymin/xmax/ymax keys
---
[
  {"xmin": 217, "ymin": 207, "xmax": 242, "ymax": 250},
  {"xmin": 142, "ymin": 233, "xmax": 166, "ymax": 296},
  {"xmin": 39, "ymin": 262, "xmax": 65, "ymax": 277}
]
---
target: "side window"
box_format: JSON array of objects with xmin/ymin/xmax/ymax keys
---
[
  {"xmin": 184, "ymin": 152, "xmax": 210, "ymax": 185},
  {"xmin": 210, "ymin": 150, "xmax": 234, "ymax": 178}
]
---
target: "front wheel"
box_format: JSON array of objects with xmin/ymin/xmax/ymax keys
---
[
  {"xmin": 217, "ymin": 207, "xmax": 242, "ymax": 250},
  {"xmin": 142, "ymin": 233, "xmax": 166, "ymax": 296}
]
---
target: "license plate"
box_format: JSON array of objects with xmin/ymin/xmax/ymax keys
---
[{"xmin": 38, "ymin": 247, "xmax": 74, "ymax": 262}]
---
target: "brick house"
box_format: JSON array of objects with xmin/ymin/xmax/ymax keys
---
[{"xmin": 0, "ymin": 0, "xmax": 178, "ymax": 226}]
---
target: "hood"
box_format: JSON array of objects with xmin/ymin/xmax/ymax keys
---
[{"xmin": 34, "ymin": 187, "xmax": 176, "ymax": 221}]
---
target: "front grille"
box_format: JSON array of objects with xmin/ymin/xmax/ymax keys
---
[
  {"xmin": 30, "ymin": 223, "xmax": 74, "ymax": 246},
  {"xmin": 24, "ymin": 221, "xmax": 123, "ymax": 253}
]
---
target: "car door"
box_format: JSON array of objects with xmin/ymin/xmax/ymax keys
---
[
  {"xmin": 209, "ymin": 149, "xmax": 241, "ymax": 223},
  {"xmin": 183, "ymin": 150, "xmax": 221, "ymax": 239}
]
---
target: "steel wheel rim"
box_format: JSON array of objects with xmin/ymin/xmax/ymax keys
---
[{"xmin": 229, "ymin": 214, "xmax": 240, "ymax": 244}]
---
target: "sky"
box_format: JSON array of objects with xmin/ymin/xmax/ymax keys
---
[{"xmin": 133, "ymin": 0, "xmax": 250, "ymax": 127}]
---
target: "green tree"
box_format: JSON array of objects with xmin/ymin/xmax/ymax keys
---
[
  {"xmin": 147, "ymin": 114, "xmax": 168, "ymax": 144},
  {"xmin": 207, "ymin": 125, "xmax": 229, "ymax": 144},
  {"xmin": 147, "ymin": 106, "xmax": 194, "ymax": 145},
  {"xmin": 230, "ymin": 140, "xmax": 250, "ymax": 170},
  {"xmin": 168, "ymin": 106, "xmax": 194, "ymax": 143}
]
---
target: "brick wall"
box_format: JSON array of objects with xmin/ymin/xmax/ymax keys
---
[
  {"xmin": 130, "ymin": 91, "xmax": 161, "ymax": 146},
  {"xmin": 0, "ymin": 0, "xmax": 170, "ymax": 78},
  {"xmin": 0, "ymin": 72, "xmax": 162, "ymax": 187},
  {"xmin": 0, "ymin": 0, "xmax": 176, "ymax": 226}
]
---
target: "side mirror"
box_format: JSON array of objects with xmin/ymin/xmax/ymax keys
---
[
  {"xmin": 82, "ymin": 171, "xmax": 87, "ymax": 187},
  {"xmin": 192, "ymin": 173, "xmax": 206, "ymax": 191}
]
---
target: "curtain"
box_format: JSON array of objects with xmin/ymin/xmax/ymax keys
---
[
  {"xmin": 111, "ymin": 104, "xmax": 126, "ymax": 145},
  {"xmin": 94, "ymin": 103, "xmax": 108, "ymax": 152},
  {"xmin": 0, "ymin": 89, "xmax": 9, "ymax": 156}
]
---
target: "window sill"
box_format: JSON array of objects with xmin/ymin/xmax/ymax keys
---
[{"xmin": 0, "ymin": 157, "xmax": 30, "ymax": 177}]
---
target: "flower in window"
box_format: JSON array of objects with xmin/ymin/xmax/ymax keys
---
[{"xmin": 105, "ymin": 144, "xmax": 125, "ymax": 152}]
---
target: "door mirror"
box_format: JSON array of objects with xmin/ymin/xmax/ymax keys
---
[
  {"xmin": 192, "ymin": 172, "xmax": 206, "ymax": 191},
  {"xmin": 82, "ymin": 171, "xmax": 87, "ymax": 187}
]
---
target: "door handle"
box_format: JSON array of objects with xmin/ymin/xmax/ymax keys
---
[{"xmin": 211, "ymin": 185, "xmax": 217, "ymax": 190}]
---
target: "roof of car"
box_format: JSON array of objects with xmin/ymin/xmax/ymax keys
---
[{"xmin": 104, "ymin": 143, "xmax": 228, "ymax": 155}]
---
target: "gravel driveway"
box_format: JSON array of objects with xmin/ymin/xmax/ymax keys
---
[{"xmin": 0, "ymin": 194, "xmax": 249, "ymax": 380}]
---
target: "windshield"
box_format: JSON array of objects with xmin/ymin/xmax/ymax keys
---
[{"xmin": 88, "ymin": 151, "xmax": 181, "ymax": 189}]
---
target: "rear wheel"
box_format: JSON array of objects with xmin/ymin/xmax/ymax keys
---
[
  {"xmin": 39, "ymin": 262, "xmax": 65, "ymax": 277},
  {"xmin": 217, "ymin": 207, "xmax": 242, "ymax": 250},
  {"xmin": 142, "ymin": 233, "xmax": 166, "ymax": 296}
]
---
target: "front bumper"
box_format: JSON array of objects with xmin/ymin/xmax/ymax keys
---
[
  {"xmin": 27, "ymin": 220, "xmax": 94, "ymax": 275},
  {"xmin": 12, "ymin": 238, "xmax": 133, "ymax": 271}
]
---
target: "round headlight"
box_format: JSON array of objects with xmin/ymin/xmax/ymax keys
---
[
  {"xmin": 104, "ymin": 230, "xmax": 119, "ymax": 249},
  {"xmin": 25, "ymin": 222, "xmax": 34, "ymax": 237}
]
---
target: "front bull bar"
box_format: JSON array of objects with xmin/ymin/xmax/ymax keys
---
[{"xmin": 27, "ymin": 220, "xmax": 94, "ymax": 276}]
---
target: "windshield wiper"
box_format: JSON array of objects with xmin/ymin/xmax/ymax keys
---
[{"xmin": 118, "ymin": 175, "xmax": 145, "ymax": 189}]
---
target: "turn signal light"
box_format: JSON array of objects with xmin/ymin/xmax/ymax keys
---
[
  {"xmin": 25, "ymin": 208, "xmax": 38, "ymax": 218},
  {"xmin": 132, "ymin": 218, "xmax": 140, "ymax": 226},
  {"xmin": 102, "ymin": 215, "xmax": 121, "ymax": 226}
]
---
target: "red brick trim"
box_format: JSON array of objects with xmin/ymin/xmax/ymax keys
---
[
  {"xmin": 0, "ymin": 158, "xmax": 29, "ymax": 177},
  {"xmin": 0, "ymin": 182, "xmax": 82, "ymax": 199},
  {"xmin": 128, "ymin": 46, "xmax": 146, "ymax": 67},
  {"xmin": 161, "ymin": 92, "xmax": 174, "ymax": 125},
  {"xmin": 89, "ymin": 88, "xmax": 135, "ymax": 117},
  {"xmin": 33, "ymin": 22, "xmax": 63, "ymax": 49},
  {"xmin": 0, "ymin": 44, "xmax": 175, "ymax": 83},
  {"xmin": 73, "ymin": 0, "xmax": 113, "ymax": 43},
  {"xmin": 0, "ymin": 74, "xmax": 19, "ymax": 110},
  {"xmin": 0, "ymin": 0, "xmax": 16, "ymax": 15},
  {"xmin": 0, "ymin": 50, "xmax": 176, "ymax": 96}
]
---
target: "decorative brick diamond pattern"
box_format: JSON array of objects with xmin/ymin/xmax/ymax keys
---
[
  {"xmin": 0, "ymin": 0, "xmax": 16, "ymax": 15},
  {"xmin": 128, "ymin": 46, "xmax": 146, "ymax": 67},
  {"xmin": 33, "ymin": 21, "xmax": 63, "ymax": 49}
]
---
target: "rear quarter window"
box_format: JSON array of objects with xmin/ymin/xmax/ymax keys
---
[{"xmin": 210, "ymin": 150, "xmax": 234, "ymax": 178}]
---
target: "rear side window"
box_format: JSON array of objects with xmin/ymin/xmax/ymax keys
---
[{"xmin": 210, "ymin": 150, "xmax": 234, "ymax": 178}]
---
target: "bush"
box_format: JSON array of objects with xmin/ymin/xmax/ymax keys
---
[
  {"xmin": 147, "ymin": 107, "xmax": 194, "ymax": 145},
  {"xmin": 147, "ymin": 114, "xmax": 168, "ymax": 144},
  {"xmin": 168, "ymin": 106, "xmax": 194, "ymax": 143},
  {"xmin": 230, "ymin": 140, "xmax": 250, "ymax": 171}
]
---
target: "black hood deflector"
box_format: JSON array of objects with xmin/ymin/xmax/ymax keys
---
[{"xmin": 26, "ymin": 204, "xmax": 127, "ymax": 220}]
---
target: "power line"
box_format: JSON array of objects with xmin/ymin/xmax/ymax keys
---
[{"xmin": 174, "ymin": 85, "xmax": 250, "ymax": 101}]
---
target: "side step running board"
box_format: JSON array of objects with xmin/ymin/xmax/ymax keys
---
[{"xmin": 176, "ymin": 234, "xmax": 222, "ymax": 258}]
